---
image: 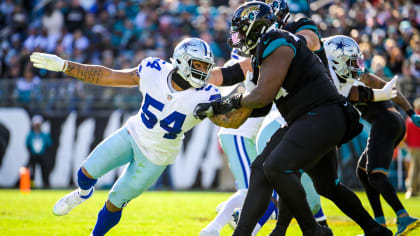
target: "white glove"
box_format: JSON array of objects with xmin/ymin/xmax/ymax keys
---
[
  {"xmin": 30, "ymin": 52, "xmax": 67, "ymax": 72},
  {"xmin": 244, "ymin": 71, "xmax": 256, "ymax": 92},
  {"xmin": 372, "ymin": 76, "xmax": 398, "ymax": 102}
]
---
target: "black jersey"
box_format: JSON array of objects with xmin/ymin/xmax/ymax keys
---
[
  {"xmin": 252, "ymin": 29, "xmax": 343, "ymax": 123},
  {"xmin": 284, "ymin": 18, "xmax": 329, "ymax": 69}
]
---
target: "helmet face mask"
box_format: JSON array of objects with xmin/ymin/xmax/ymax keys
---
[
  {"xmin": 324, "ymin": 35, "xmax": 365, "ymax": 81},
  {"xmin": 171, "ymin": 38, "xmax": 215, "ymax": 88},
  {"xmin": 228, "ymin": 2, "xmax": 275, "ymax": 56},
  {"xmin": 190, "ymin": 59, "xmax": 213, "ymax": 83}
]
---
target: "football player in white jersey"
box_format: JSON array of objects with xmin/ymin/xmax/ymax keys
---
[
  {"xmin": 29, "ymin": 37, "xmax": 251, "ymax": 236},
  {"xmin": 324, "ymin": 35, "xmax": 420, "ymax": 236}
]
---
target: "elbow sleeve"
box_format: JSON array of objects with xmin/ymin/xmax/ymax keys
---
[
  {"xmin": 221, "ymin": 63, "xmax": 245, "ymax": 86},
  {"xmin": 357, "ymin": 86, "xmax": 374, "ymax": 103}
]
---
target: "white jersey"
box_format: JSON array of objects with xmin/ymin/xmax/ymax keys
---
[
  {"xmin": 260, "ymin": 105, "xmax": 287, "ymax": 129},
  {"xmin": 125, "ymin": 57, "xmax": 221, "ymax": 165},
  {"xmin": 328, "ymin": 58, "xmax": 366, "ymax": 97},
  {"xmin": 218, "ymin": 49, "xmax": 264, "ymax": 141},
  {"xmin": 218, "ymin": 118, "xmax": 264, "ymax": 141}
]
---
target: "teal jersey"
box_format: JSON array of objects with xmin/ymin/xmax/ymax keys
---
[{"xmin": 26, "ymin": 130, "xmax": 52, "ymax": 155}]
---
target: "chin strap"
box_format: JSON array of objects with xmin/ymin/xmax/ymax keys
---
[{"xmin": 172, "ymin": 72, "xmax": 192, "ymax": 90}]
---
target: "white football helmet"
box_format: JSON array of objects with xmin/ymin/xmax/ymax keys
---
[
  {"xmin": 323, "ymin": 35, "xmax": 365, "ymax": 81},
  {"xmin": 171, "ymin": 38, "xmax": 215, "ymax": 88}
]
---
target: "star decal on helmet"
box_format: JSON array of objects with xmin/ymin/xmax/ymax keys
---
[{"xmin": 335, "ymin": 40, "xmax": 349, "ymax": 51}]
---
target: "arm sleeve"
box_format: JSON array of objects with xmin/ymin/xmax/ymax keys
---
[{"xmin": 221, "ymin": 63, "xmax": 245, "ymax": 86}]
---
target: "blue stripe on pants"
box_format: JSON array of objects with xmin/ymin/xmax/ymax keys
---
[{"xmin": 234, "ymin": 136, "xmax": 249, "ymax": 188}]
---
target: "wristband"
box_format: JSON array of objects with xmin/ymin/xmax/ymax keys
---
[
  {"xmin": 357, "ymin": 86, "xmax": 373, "ymax": 102},
  {"xmin": 63, "ymin": 60, "xmax": 68, "ymax": 72},
  {"xmin": 407, "ymin": 109, "xmax": 415, "ymax": 117}
]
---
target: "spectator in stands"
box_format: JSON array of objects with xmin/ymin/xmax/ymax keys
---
[
  {"xmin": 369, "ymin": 55, "xmax": 393, "ymax": 78},
  {"xmin": 405, "ymin": 97, "xmax": 420, "ymax": 199},
  {"xmin": 64, "ymin": 0, "xmax": 85, "ymax": 33},
  {"xmin": 399, "ymin": 58, "xmax": 420, "ymax": 104},
  {"xmin": 15, "ymin": 65, "xmax": 41, "ymax": 108},
  {"xmin": 42, "ymin": 1, "xmax": 64, "ymax": 38},
  {"xmin": 26, "ymin": 115, "xmax": 52, "ymax": 188}
]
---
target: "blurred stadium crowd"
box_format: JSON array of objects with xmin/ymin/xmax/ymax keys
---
[{"xmin": 0, "ymin": 0, "xmax": 420, "ymax": 113}]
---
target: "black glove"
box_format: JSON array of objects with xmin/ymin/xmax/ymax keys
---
[{"xmin": 193, "ymin": 93, "xmax": 243, "ymax": 120}]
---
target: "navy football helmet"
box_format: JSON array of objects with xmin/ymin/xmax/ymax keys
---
[
  {"xmin": 228, "ymin": 1, "xmax": 276, "ymax": 55},
  {"xmin": 256, "ymin": 0, "xmax": 290, "ymax": 28}
]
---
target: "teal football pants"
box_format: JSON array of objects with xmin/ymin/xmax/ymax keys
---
[{"xmin": 83, "ymin": 127, "xmax": 166, "ymax": 208}]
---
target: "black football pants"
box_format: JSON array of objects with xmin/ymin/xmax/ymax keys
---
[{"xmin": 233, "ymin": 104, "xmax": 377, "ymax": 235}]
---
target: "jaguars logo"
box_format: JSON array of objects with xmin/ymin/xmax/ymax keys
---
[
  {"xmin": 240, "ymin": 5, "xmax": 260, "ymax": 20},
  {"xmin": 265, "ymin": 0, "xmax": 279, "ymax": 9}
]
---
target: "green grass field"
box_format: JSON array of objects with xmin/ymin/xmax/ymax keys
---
[{"xmin": 1, "ymin": 189, "xmax": 419, "ymax": 236}]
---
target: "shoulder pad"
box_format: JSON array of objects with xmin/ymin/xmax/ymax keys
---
[
  {"xmin": 287, "ymin": 18, "xmax": 320, "ymax": 38},
  {"xmin": 256, "ymin": 30, "xmax": 298, "ymax": 62}
]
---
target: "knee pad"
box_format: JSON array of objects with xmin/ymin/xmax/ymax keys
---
[
  {"xmin": 262, "ymin": 161, "xmax": 286, "ymax": 180},
  {"xmin": 367, "ymin": 171, "xmax": 388, "ymax": 189}
]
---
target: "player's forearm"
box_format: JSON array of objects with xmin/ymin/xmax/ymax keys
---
[
  {"xmin": 393, "ymin": 92, "xmax": 414, "ymax": 113},
  {"xmin": 209, "ymin": 107, "xmax": 252, "ymax": 128},
  {"xmin": 241, "ymin": 90, "xmax": 273, "ymax": 108},
  {"xmin": 64, "ymin": 61, "xmax": 112, "ymax": 85}
]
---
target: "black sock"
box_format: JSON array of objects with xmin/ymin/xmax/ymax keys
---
[
  {"xmin": 233, "ymin": 167, "xmax": 273, "ymax": 236},
  {"xmin": 264, "ymin": 170, "xmax": 316, "ymax": 232},
  {"xmin": 368, "ymin": 172, "xmax": 405, "ymax": 215},
  {"xmin": 357, "ymin": 167, "xmax": 384, "ymax": 218},
  {"xmin": 272, "ymin": 197, "xmax": 293, "ymax": 235},
  {"xmin": 313, "ymin": 179, "xmax": 377, "ymax": 232}
]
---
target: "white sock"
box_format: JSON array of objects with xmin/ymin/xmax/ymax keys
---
[
  {"xmin": 251, "ymin": 223, "xmax": 262, "ymax": 236},
  {"xmin": 315, "ymin": 215, "xmax": 327, "ymax": 222},
  {"xmin": 78, "ymin": 187, "xmax": 93, "ymax": 197},
  {"xmin": 202, "ymin": 189, "xmax": 247, "ymax": 232}
]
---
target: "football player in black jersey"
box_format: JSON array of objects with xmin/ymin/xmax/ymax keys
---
[
  {"xmin": 324, "ymin": 35, "xmax": 420, "ymax": 236},
  {"xmin": 194, "ymin": 2, "xmax": 392, "ymax": 236},
  {"xmin": 256, "ymin": 0, "xmax": 331, "ymax": 233}
]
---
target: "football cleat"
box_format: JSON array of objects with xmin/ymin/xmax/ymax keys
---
[
  {"xmin": 229, "ymin": 208, "xmax": 241, "ymax": 229},
  {"xmin": 302, "ymin": 225, "xmax": 333, "ymax": 236},
  {"xmin": 52, "ymin": 188, "xmax": 94, "ymax": 216},
  {"xmin": 359, "ymin": 224, "xmax": 392, "ymax": 236},
  {"xmin": 395, "ymin": 216, "xmax": 420, "ymax": 236}
]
